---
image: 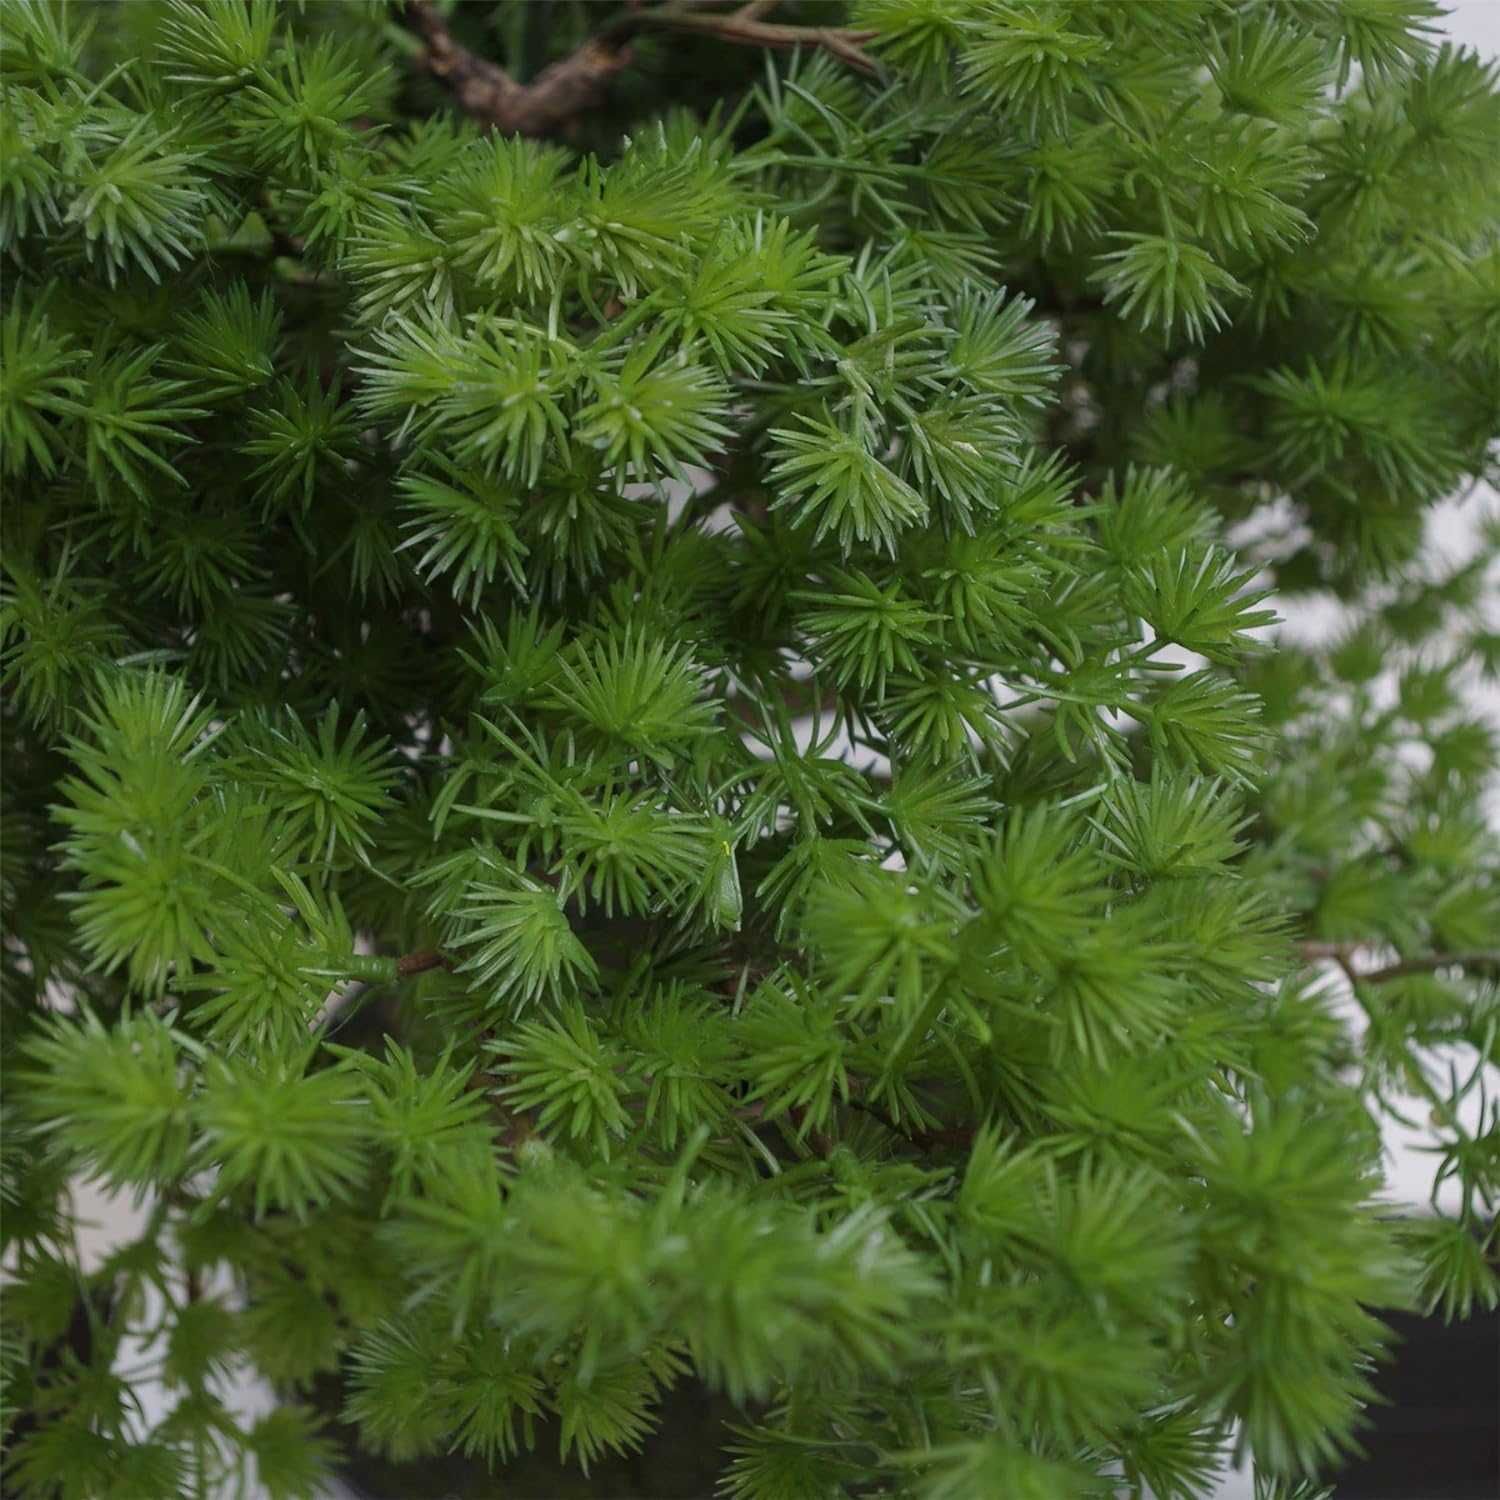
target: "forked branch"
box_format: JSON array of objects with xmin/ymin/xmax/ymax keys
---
[
  {"xmin": 400, "ymin": 0, "xmax": 877, "ymax": 137},
  {"xmin": 1298, "ymin": 941, "xmax": 1500, "ymax": 986},
  {"xmin": 402, "ymin": 0, "xmax": 634, "ymax": 137}
]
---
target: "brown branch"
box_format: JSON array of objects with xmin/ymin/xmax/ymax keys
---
[
  {"xmin": 1296, "ymin": 940, "xmax": 1362, "ymax": 988},
  {"xmin": 1297, "ymin": 941, "xmax": 1500, "ymax": 987},
  {"xmin": 1295, "ymin": 942, "xmax": 1351, "ymax": 962},
  {"xmin": 402, "ymin": 0, "xmax": 633, "ymax": 137},
  {"xmin": 493, "ymin": 1098, "xmax": 538, "ymax": 1152},
  {"xmin": 620, "ymin": 3, "xmax": 879, "ymax": 75},
  {"xmin": 908, "ymin": 1124, "xmax": 978, "ymax": 1152},
  {"xmin": 400, "ymin": 0, "xmax": 876, "ymax": 138},
  {"xmin": 1360, "ymin": 951, "xmax": 1500, "ymax": 985},
  {"xmin": 269, "ymin": 225, "xmax": 305, "ymax": 260},
  {"xmin": 394, "ymin": 948, "xmax": 454, "ymax": 977},
  {"xmin": 787, "ymin": 1104, "xmax": 835, "ymax": 1158}
]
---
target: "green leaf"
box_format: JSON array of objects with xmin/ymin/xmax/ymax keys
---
[
  {"xmin": 243, "ymin": 364, "xmax": 362, "ymax": 515},
  {"xmin": 240, "ymin": 34, "xmax": 391, "ymax": 178},
  {"xmin": 0, "ymin": 293, "xmax": 84, "ymax": 476},
  {"xmin": 768, "ymin": 409, "xmax": 927, "ymax": 555},
  {"xmin": 544, "ymin": 630, "xmax": 719, "ymax": 769},
  {"xmin": 1124, "ymin": 546, "xmax": 1277, "ymax": 663},
  {"xmin": 246, "ymin": 1405, "xmax": 341, "ymax": 1500},
  {"xmin": 398, "ymin": 454, "xmax": 529, "ymax": 608},
  {"xmin": 65, "ymin": 119, "xmax": 210, "ymax": 284},
  {"xmin": 436, "ymin": 133, "xmax": 576, "ymax": 296},
  {"xmin": 1090, "ymin": 233, "xmax": 1246, "ymax": 343},
  {"xmin": 22, "ymin": 1010, "xmax": 192, "ymax": 1191},
  {"xmin": 576, "ymin": 341, "xmax": 733, "ymax": 483},
  {"xmin": 79, "ymin": 343, "xmax": 205, "ymax": 503},
  {"xmin": 488, "ymin": 1003, "xmax": 632, "ymax": 1160},
  {"xmin": 228, "ymin": 702, "xmax": 399, "ymax": 864},
  {"xmin": 1209, "ymin": 18, "xmax": 1329, "ymax": 121},
  {"xmin": 196, "ymin": 1052, "xmax": 369, "ymax": 1218},
  {"xmin": 449, "ymin": 868, "xmax": 598, "ymax": 1011}
]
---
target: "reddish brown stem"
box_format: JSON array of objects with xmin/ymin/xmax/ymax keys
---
[
  {"xmin": 1297, "ymin": 941, "xmax": 1500, "ymax": 987},
  {"xmin": 401, "ymin": 0, "xmax": 876, "ymax": 139},
  {"xmin": 907, "ymin": 1125, "xmax": 978, "ymax": 1151},
  {"xmin": 395, "ymin": 948, "xmax": 453, "ymax": 977},
  {"xmin": 622, "ymin": 4, "xmax": 878, "ymax": 74},
  {"xmin": 403, "ymin": 0, "xmax": 633, "ymax": 137},
  {"xmin": 1359, "ymin": 951, "xmax": 1500, "ymax": 984}
]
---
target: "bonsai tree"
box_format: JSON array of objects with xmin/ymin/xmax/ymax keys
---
[{"xmin": 3, "ymin": 2, "xmax": 1497, "ymax": 1496}]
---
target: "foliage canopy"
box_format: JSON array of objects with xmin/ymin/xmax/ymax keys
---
[{"xmin": 2, "ymin": 2, "xmax": 1499, "ymax": 1497}]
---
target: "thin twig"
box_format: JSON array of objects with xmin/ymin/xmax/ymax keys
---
[
  {"xmin": 616, "ymin": 5, "xmax": 879, "ymax": 75},
  {"xmin": 907, "ymin": 1124, "xmax": 978, "ymax": 1152},
  {"xmin": 1360, "ymin": 951, "xmax": 1500, "ymax": 985},
  {"xmin": 402, "ymin": 0, "xmax": 633, "ymax": 137},
  {"xmin": 786, "ymin": 1104, "xmax": 835, "ymax": 1158},
  {"xmin": 1297, "ymin": 942, "xmax": 1353, "ymax": 961},
  {"xmin": 394, "ymin": 948, "xmax": 454, "ymax": 977},
  {"xmin": 400, "ymin": 0, "xmax": 876, "ymax": 138},
  {"xmin": 847, "ymin": 1099, "xmax": 977, "ymax": 1154},
  {"xmin": 1297, "ymin": 941, "xmax": 1500, "ymax": 986},
  {"xmin": 268, "ymin": 226, "xmax": 305, "ymax": 260}
]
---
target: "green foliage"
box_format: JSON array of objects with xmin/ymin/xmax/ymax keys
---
[
  {"xmin": 0, "ymin": 295, "xmax": 84, "ymax": 477},
  {"xmin": 21, "ymin": 1009, "xmax": 193, "ymax": 1192},
  {"xmin": 445, "ymin": 866, "xmax": 598, "ymax": 1010},
  {"xmin": 3, "ymin": 2, "xmax": 1497, "ymax": 1498},
  {"xmin": 488, "ymin": 1003, "xmax": 632, "ymax": 1160}
]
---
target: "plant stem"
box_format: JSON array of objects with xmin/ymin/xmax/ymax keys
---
[
  {"xmin": 395, "ymin": 948, "xmax": 453, "ymax": 977},
  {"xmin": 1298, "ymin": 941, "xmax": 1500, "ymax": 985},
  {"xmin": 400, "ymin": 0, "xmax": 877, "ymax": 139}
]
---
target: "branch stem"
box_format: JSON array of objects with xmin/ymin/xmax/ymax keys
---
[
  {"xmin": 1297, "ymin": 941, "xmax": 1500, "ymax": 986},
  {"xmin": 394, "ymin": 948, "xmax": 453, "ymax": 977},
  {"xmin": 400, "ymin": 0, "xmax": 876, "ymax": 138}
]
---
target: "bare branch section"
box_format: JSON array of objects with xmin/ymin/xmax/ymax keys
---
[
  {"xmin": 395, "ymin": 948, "xmax": 454, "ymax": 977},
  {"xmin": 1298, "ymin": 941, "xmax": 1500, "ymax": 986},
  {"xmin": 623, "ymin": 2, "xmax": 879, "ymax": 75},
  {"xmin": 402, "ymin": 0, "xmax": 633, "ymax": 136},
  {"xmin": 400, "ymin": 0, "xmax": 877, "ymax": 137}
]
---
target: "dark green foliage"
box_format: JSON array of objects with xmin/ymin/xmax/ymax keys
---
[{"xmin": 2, "ymin": 2, "xmax": 1498, "ymax": 1498}]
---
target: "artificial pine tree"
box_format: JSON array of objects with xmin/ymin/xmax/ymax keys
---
[{"xmin": 2, "ymin": 1, "xmax": 1499, "ymax": 1496}]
